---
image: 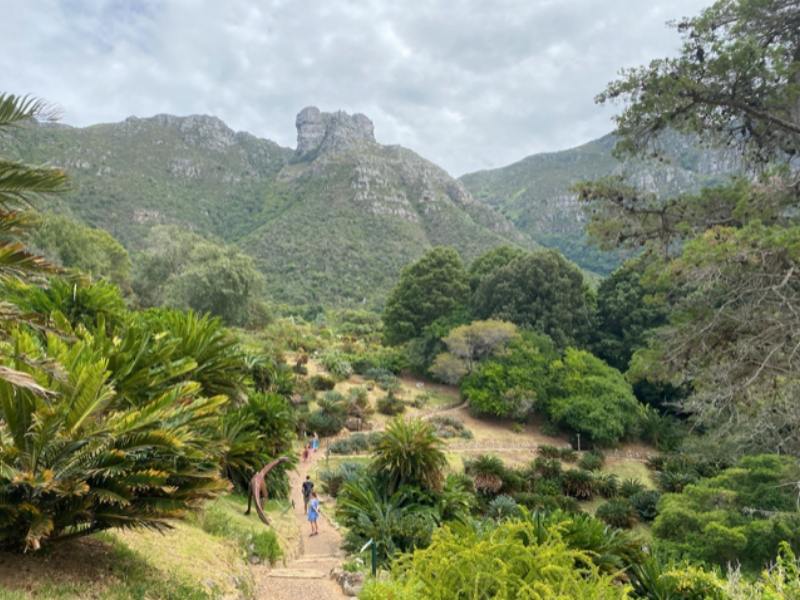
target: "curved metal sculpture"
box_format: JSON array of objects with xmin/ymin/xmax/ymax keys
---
[{"xmin": 245, "ymin": 456, "xmax": 291, "ymax": 525}]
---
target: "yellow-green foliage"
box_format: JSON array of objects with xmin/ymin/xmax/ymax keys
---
[{"xmin": 359, "ymin": 519, "xmax": 631, "ymax": 599}]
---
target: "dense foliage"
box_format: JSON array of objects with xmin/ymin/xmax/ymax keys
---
[
  {"xmin": 382, "ymin": 247, "xmax": 470, "ymax": 345},
  {"xmin": 472, "ymin": 249, "xmax": 595, "ymax": 348}
]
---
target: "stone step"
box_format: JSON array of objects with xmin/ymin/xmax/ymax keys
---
[{"xmin": 266, "ymin": 568, "xmax": 328, "ymax": 579}]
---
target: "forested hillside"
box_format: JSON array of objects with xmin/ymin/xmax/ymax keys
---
[
  {"xmin": 2, "ymin": 108, "xmax": 530, "ymax": 307},
  {"xmin": 460, "ymin": 131, "xmax": 742, "ymax": 273}
]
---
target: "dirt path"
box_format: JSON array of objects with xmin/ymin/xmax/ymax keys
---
[{"xmin": 254, "ymin": 450, "xmax": 346, "ymax": 600}]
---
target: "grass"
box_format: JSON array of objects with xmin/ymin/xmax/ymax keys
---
[
  {"xmin": 0, "ymin": 493, "xmax": 303, "ymax": 599},
  {"xmin": 603, "ymin": 459, "xmax": 656, "ymax": 489},
  {"xmin": 189, "ymin": 494, "xmax": 286, "ymax": 565}
]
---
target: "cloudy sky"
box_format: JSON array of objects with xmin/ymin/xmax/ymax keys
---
[{"xmin": 3, "ymin": 0, "xmax": 709, "ymax": 175}]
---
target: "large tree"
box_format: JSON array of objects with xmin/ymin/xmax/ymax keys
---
[
  {"xmin": 472, "ymin": 250, "xmax": 595, "ymax": 348},
  {"xmin": 578, "ymin": 0, "xmax": 800, "ymax": 454},
  {"xmin": 382, "ymin": 247, "xmax": 470, "ymax": 345}
]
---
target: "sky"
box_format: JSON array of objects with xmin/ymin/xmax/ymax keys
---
[{"xmin": 2, "ymin": 0, "xmax": 710, "ymax": 175}]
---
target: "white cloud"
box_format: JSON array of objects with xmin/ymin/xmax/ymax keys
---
[{"xmin": 2, "ymin": 0, "xmax": 709, "ymax": 174}]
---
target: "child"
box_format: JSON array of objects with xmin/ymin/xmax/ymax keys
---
[
  {"xmin": 302, "ymin": 443, "xmax": 310, "ymax": 462},
  {"xmin": 307, "ymin": 492, "xmax": 320, "ymax": 536}
]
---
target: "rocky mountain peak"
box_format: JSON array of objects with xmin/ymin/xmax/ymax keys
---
[{"xmin": 295, "ymin": 106, "xmax": 375, "ymax": 160}]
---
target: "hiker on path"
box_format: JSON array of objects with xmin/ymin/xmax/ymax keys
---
[
  {"xmin": 302, "ymin": 443, "xmax": 310, "ymax": 462},
  {"xmin": 311, "ymin": 432, "xmax": 320, "ymax": 452},
  {"xmin": 301, "ymin": 475, "xmax": 314, "ymax": 514},
  {"xmin": 307, "ymin": 492, "xmax": 321, "ymax": 536}
]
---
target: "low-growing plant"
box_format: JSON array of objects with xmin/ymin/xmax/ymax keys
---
[
  {"xmin": 538, "ymin": 445, "xmax": 562, "ymax": 459},
  {"xmin": 320, "ymin": 350, "xmax": 354, "ymax": 380},
  {"xmin": 619, "ymin": 478, "xmax": 647, "ymax": 499},
  {"xmin": 427, "ymin": 415, "xmax": 472, "ymax": 439},
  {"xmin": 376, "ymin": 391, "xmax": 405, "ymax": 416},
  {"xmin": 487, "ymin": 495, "xmax": 522, "ymax": 521},
  {"xmin": 596, "ymin": 498, "xmax": 638, "ymax": 529},
  {"xmin": 595, "ymin": 473, "xmax": 620, "ymax": 499},
  {"xmin": 559, "ymin": 448, "xmax": 578, "ymax": 462},
  {"xmin": 562, "ymin": 469, "xmax": 596, "ymax": 500},
  {"xmin": 511, "ymin": 422, "xmax": 525, "ymax": 434},
  {"xmin": 318, "ymin": 462, "xmax": 366, "ymax": 497},
  {"xmin": 310, "ymin": 374, "xmax": 336, "ymax": 391},
  {"xmin": 412, "ymin": 393, "xmax": 430, "ymax": 408},
  {"xmin": 532, "ymin": 457, "xmax": 563, "ymax": 480},
  {"xmin": 328, "ymin": 432, "xmax": 381, "ymax": 454},
  {"xmin": 578, "ymin": 450, "xmax": 605, "ymax": 471},
  {"xmin": 629, "ymin": 490, "xmax": 661, "ymax": 521},
  {"xmin": 466, "ymin": 454, "xmax": 507, "ymax": 495}
]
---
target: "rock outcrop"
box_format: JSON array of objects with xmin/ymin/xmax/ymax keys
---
[{"xmin": 294, "ymin": 106, "xmax": 376, "ymax": 160}]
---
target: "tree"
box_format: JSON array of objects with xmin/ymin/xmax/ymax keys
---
[
  {"xmin": 473, "ymin": 250, "xmax": 595, "ymax": 348},
  {"xmin": 653, "ymin": 454, "xmax": 800, "ymax": 571},
  {"xmin": 592, "ymin": 259, "xmax": 667, "ymax": 371},
  {"xmin": 134, "ymin": 225, "xmax": 265, "ymax": 326},
  {"xmin": 461, "ymin": 332, "xmax": 556, "ymax": 419},
  {"xmin": 467, "ymin": 245, "xmax": 526, "ymax": 292},
  {"xmin": 29, "ymin": 212, "xmax": 132, "ymax": 291},
  {"xmin": 577, "ymin": 0, "xmax": 800, "ymax": 453},
  {"xmin": 371, "ymin": 418, "xmax": 447, "ymax": 493},
  {"xmin": 430, "ymin": 320, "xmax": 517, "ymax": 384},
  {"xmin": 382, "ymin": 247, "xmax": 470, "ymax": 345},
  {"xmin": 545, "ymin": 349, "xmax": 643, "ymax": 446}
]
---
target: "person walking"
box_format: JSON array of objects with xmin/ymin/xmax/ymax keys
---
[
  {"xmin": 307, "ymin": 492, "xmax": 321, "ymax": 536},
  {"xmin": 311, "ymin": 432, "xmax": 320, "ymax": 452},
  {"xmin": 301, "ymin": 475, "xmax": 314, "ymax": 514},
  {"xmin": 302, "ymin": 443, "xmax": 310, "ymax": 462}
]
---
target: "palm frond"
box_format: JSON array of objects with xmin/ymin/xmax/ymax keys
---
[
  {"xmin": 0, "ymin": 94, "xmax": 60, "ymax": 128},
  {"xmin": 0, "ymin": 160, "xmax": 69, "ymax": 205}
]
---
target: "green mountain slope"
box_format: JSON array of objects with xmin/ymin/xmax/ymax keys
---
[
  {"xmin": 460, "ymin": 132, "xmax": 741, "ymax": 273},
  {"xmin": 2, "ymin": 108, "xmax": 530, "ymax": 306}
]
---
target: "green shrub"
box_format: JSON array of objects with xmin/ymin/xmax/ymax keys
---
[
  {"xmin": 596, "ymin": 499, "xmax": 638, "ymax": 529},
  {"xmin": 466, "ymin": 454, "xmax": 507, "ymax": 495},
  {"xmin": 371, "ymin": 418, "xmax": 447, "ymax": 493},
  {"xmin": 629, "ymin": 490, "xmax": 661, "ymax": 521},
  {"xmin": 619, "ymin": 478, "xmax": 646, "ymax": 499},
  {"xmin": 320, "ymin": 350, "xmax": 353, "ymax": 380},
  {"xmin": 318, "ymin": 462, "xmax": 366, "ymax": 497},
  {"xmin": 427, "ymin": 415, "xmax": 472, "ymax": 439},
  {"xmin": 532, "ymin": 457, "xmax": 563, "ymax": 480},
  {"xmin": 544, "ymin": 349, "xmax": 644, "ymax": 446},
  {"xmin": 376, "ymin": 392, "xmax": 406, "ymax": 416},
  {"xmin": 559, "ymin": 448, "xmax": 578, "ymax": 462},
  {"xmin": 359, "ymin": 515, "xmax": 630, "ymax": 599},
  {"xmin": 328, "ymin": 432, "xmax": 380, "ymax": 454},
  {"xmin": 562, "ymin": 469, "xmax": 596, "ymax": 500},
  {"xmin": 578, "ymin": 450, "xmax": 605, "ymax": 471},
  {"xmin": 652, "ymin": 454, "xmax": 800, "ymax": 571},
  {"xmin": 538, "ymin": 445, "xmax": 562, "ymax": 459},
  {"xmin": 510, "ymin": 422, "xmax": 524, "ymax": 434},
  {"xmin": 306, "ymin": 409, "xmax": 345, "ymax": 436},
  {"xmin": 310, "ymin": 374, "xmax": 336, "ymax": 390},
  {"xmin": 195, "ymin": 503, "xmax": 282, "ymax": 565},
  {"xmin": 487, "ymin": 495, "xmax": 522, "ymax": 521},
  {"xmin": 595, "ymin": 474, "xmax": 620, "ymax": 499}
]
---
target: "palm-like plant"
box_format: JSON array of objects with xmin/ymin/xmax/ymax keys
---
[
  {"xmin": 371, "ymin": 417, "xmax": 447, "ymax": 493},
  {"xmin": 0, "ymin": 93, "xmax": 69, "ymax": 392},
  {"xmin": 0, "ymin": 329, "xmax": 229, "ymax": 551}
]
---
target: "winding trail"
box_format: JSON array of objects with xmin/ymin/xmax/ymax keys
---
[{"xmin": 254, "ymin": 450, "xmax": 346, "ymax": 600}]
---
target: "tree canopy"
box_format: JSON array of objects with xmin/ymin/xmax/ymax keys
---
[
  {"xmin": 382, "ymin": 247, "xmax": 470, "ymax": 345},
  {"xmin": 473, "ymin": 250, "xmax": 595, "ymax": 348}
]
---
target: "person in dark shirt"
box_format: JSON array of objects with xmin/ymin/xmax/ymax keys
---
[{"xmin": 301, "ymin": 475, "xmax": 314, "ymax": 514}]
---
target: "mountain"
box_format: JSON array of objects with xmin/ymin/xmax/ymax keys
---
[
  {"xmin": 2, "ymin": 109, "xmax": 530, "ymax": 307},
  {"xmin": 459, "ymin": 132, "xmax": 741, "ymax": 274}
]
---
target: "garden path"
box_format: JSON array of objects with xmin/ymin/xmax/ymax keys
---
[{"xmin": 254, "ymin": 449, "xmax": 346, "ymax": 600}]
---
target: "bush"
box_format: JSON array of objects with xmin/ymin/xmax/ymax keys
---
[
  {"xmin": 619, "ymin": 478, "xmax": 647, "ymax": 499},
  {"xmin": 538, "ymin": 445, "xmax": 562, "ymax": 459},
  {"xmin": 328, "ymin": 432, "xmax": 380, "ymax": 455},
  {"xmin": 596, "ymin": 499, "xmax": 638, "ymax": 529},
  {"xmin": 466, "ymin": 455, "xmax": 507, "ymax": 495},
  {"xmin": 359, "ymin": 515, "xmax": 630, "ymax": 599},
  {"xmin": 376, "ymin": 392, "xmax": 406, "ymax": 416},
  {"xmin": 629, "ymin": 490, "xmax": 661, "ymax": 522},
  {"xmin": 487, "ymin": 495, "xmax": 522, "ymax": 521},
  {"xmin": 412, "ymin": 393, "xmax": 430, "ymax": 408},
  {"xmin": 532, "ymin": 457, "xmax": 563, "ymax": 480},
  {"xmin": 195, "ymin": 503, "xmax": 282, "ymax": 565},
  {"xmin": 427, "ymin": 415, "xmax": 472, "ymax": 439},
  {"xmin": 306, "ymin": 409, "xmax": 345, "ymax": 436},
  {"xmin": 544, "ymin": 349, "xmax": 644, "ymax": 446},
  {"xmin": 371, "ymin": 418, "xmax": 447, "ymax": 493},
  {"xmin": 310, "ymin": 374, "xmax": 336, "ymax": 390},
  {"xmin": 562, "ymin": 469, "xmax": 596, "ymax": 500},
  {"xmin": 319, "ymin": 462, "xmax": 366, "ymax": 498},
  {"xmin": 320, "ymin": 350, "xmax": 353, "ymax": 380},
  {"xmin": 578, "ymin": 450, "xmax": 605, "ymax": 471},
  {"xmin": 559, "ymin": 448, "xmax": 578, "ymax": 462},
  {"xmin": 595, "ymin": 474, "xmax": 620, "ymax": 499}
]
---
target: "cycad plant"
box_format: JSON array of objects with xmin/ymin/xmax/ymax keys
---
[
  {"xmin": 0, "ymin": 93, "xmax": 68, "ymax": 391},
  {"xmin": 371, "ymin": 417, "xmax": 447, "ymax": 493},
  {"xmin": 0, "ymin": 330, "xmax": 229, "ymax": 551}
]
